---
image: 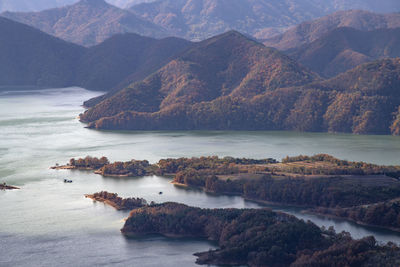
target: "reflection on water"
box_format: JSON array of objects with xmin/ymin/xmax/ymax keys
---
[{"xmin": 1, "ymin": 87, "xmax": 400, "ymax": 266}]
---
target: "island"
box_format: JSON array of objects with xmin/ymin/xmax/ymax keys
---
[
  {"xmin": 58, "ymin": 154, "xmax": 400, "ymax": 232},
  {"xmin": 0, "ymin": 183, "xmax": 19, "ymax": 190},
  {"xmin": 85, "ymin": 193, "xmax": 400, "ymax": 266},
  {"xmin": 52, "ymin": 156, "xmax": 156, "ymax": 177}
]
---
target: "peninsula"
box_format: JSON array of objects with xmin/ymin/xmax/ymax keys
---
[
  {"xmin": 85, "ymin": 191, "xmax": 148, "ymax": 210},
  {"xmin": 0, "ymin": 183, "xmax": 19, "ymax": 190}
]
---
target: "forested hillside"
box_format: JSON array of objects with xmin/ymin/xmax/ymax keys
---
[
  {"xmin": 80, "ymin": 31, "xmax": 400, "ymax": 135},
  {"xmin": 286, "ymin": 27, "xmax": 400, "ymax": 77}
]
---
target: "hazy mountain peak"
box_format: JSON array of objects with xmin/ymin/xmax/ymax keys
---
[{"xmin": 197, "ymin": 30, "xmax": 262, "ymax": 48}]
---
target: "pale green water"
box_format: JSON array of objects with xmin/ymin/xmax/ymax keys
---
[{"xmin": 1, "ymin": 87, "xmax": 400, "ymax": 267}]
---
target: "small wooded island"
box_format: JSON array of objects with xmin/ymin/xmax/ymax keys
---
[
  {"xmin": 54, "ymin": 154, "xmax": 400, "ymax": 232},
  {"xmin": 87, "ymin": 191, "xmax": 400, "ymax": 266}
]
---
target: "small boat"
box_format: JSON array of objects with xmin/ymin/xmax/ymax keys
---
[
  {"xmin": 64, "ymin": 179, "xmax": 73, "ymax": 183},
  {"xmin": 159, "ymin": 191, "xmax": 163, "ymax": 195}
]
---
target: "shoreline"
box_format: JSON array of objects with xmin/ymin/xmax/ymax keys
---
[
  {"xmin": 50, "ymin": 165, "xmax": 94, "ymax": 170},
  {"xmin": 85, "ymin": 194, "xmax": 127, "ymax": 210},
  {"xmin": 0, "ymin": 184, "xmax": 20, "ymax": 190},
  {"xmin": 52, "ymin": 165, "xmax": 148, "ymax": 178},
  {"xmin": 171, "ymin": 181, "xmax": 314, "ymax": 208},
  {"xmin": 305, "ymin": 209, "xmax": 400, "ymax": 234}
]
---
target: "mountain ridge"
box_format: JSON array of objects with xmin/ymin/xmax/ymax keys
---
[
  {"xmin": 80, "ymin": 30, "xmax": 320, "ymax": 124},
  {"xmin": 0, "ymin": 17, "xmax": 191, "ymax": 91},
  {"xmin": 264, "ymin": 10, "xmax": 400, "ymax": 50},
  {"xmin": 286, "ymin": 26, "xmax": 400, "ymax": 77}
]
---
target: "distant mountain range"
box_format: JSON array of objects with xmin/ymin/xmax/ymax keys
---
[
  {"xmin": 286, "ymin": 27, "xmax": 400, "ymax": 77},
  {"xmin": 0, "ymin": 16, "xmax": 190, "ymax": 90},
  {"xmin": 129, "ymin": 0, "xmax": 400, "ymax": 40},
  {"xmin": 1, "ymin": 0, "xmax": 166, "ymax": 46},
  {"xmin": 264, "ymin": 10, "xmax": 400, "ymax": 50},
  {"xmin": 2, "ymin": 0, "xmax": 400, "ymax": 46},
  {"xmin": 0, "ymin": 0, "xmax": 152, "ymax": 12}
]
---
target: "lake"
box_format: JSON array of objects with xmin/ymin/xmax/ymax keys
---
[{"xmin": 1, "ymin": 87, "xmax": 400, "ymax": 266}]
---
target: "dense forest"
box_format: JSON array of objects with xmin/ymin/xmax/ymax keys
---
[
  {"xmin": 176, "ymin": 173, "xmax": 400, "ymax": 208},
  {"xmin": 81, "ymin": 30, "xmax": 400, "ymax": 135},
  {"xmin": 80, "ymin": 30, "xmax": 319, "ymax": 123},
  {"xmin": 314, "ymin": 199, "xmax": 400, "ymax": 231},
  {"xmin": 121, "ymin": 201, "xmax": 400, "ymax": 266}
]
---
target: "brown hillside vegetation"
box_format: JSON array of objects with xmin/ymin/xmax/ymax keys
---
[
  {"xmin": 80, "ymin": 30, "xmax": 400, "ymax": 135},
  {"xmin": 286, "ymin": 27, "xmax": 400, "ymax": 77},
  {"xmin": 80, "ymin": 31, "xmax": 319, "ymax": 124}
]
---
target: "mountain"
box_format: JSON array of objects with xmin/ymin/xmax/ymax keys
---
[
  {"xmin": 79, "ymin": 33, "xmax": 192, "ymax": 103},
  {"xmin": 0, "ymin": 16, "xmax": 85, "ymax": 87},
  {"xmin": 80, "ymin": 31, "xmax": 319, "ymax": 125},
  {"xmin": 81, "ymin": 51, "xmax": 400, "ymax": 135},
  {"xmin": 264, "ymin": 10, "xmax": 400, "ymax": 50},
  {"xmin": 1, "ymin": 0, "xmax": 166, "ymax": 46},
  {"xmin": 129, "ymin": 0, "xmax": 400, "ymax": 41},
  {"xmin": 286, "ymin": 27, "xmax": 400, "ymax": 77},
  {"xmin": 0, "ymin": 17, "xmax": 191, "ymax": 91}
]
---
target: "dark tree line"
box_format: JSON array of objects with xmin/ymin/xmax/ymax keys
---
[
  {"xmin": 314, "ymin": 200, "xmax": 400, "ymax": 230},
  {"xmin": 121, "ymin": 202, "xmax": 400, "ymax": 267}
]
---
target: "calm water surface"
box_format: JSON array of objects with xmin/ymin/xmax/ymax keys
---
[{"xmin": 1, "ymin": 87, "xmax": 400, "ymax": 266}]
